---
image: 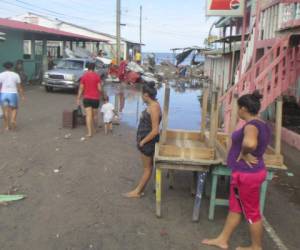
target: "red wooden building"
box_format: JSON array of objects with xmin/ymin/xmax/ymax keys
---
[{"xmin": 204, "ymin": 0, "xmax": 300, "ymax": 150}]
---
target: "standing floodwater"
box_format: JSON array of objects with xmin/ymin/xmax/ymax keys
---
[{"xmin": 103, "ymin": 82, "xmax": 202, "ymax": 130}]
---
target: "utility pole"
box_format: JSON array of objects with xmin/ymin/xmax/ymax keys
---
[
  {"xmin": 116, "ymin": 0, "xmax": 121, "ymax": 65},
  {"xmin": 139, "ymin": 5, "xmax": 142, "ymax": 45}
]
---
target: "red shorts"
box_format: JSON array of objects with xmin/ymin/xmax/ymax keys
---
[{"xmin": 229, "ymin": 170, "xmax": 267, "ymax": 224}]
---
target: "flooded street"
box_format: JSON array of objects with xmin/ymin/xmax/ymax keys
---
[{"xmin": 104, "ymin": 82, "xmax": 202, "ymax": 130}]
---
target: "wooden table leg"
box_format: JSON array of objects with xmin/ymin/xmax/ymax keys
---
[
  {"xmin": 168, "ymin": 170, "xmax": 175, "ymax": 189},
  {"xmin": 156, "ymin": 168, "xmax": 162, "ymax": 218},
  {"xmin": 208, "ymin": 173, "xmax": 218, "ymax": 220},
  {"xmin": 192, "ymin": 172, "xmax": 207, "ymax": 222},
  {"xmin": 260, "ymin": 171, "xmax": 273, "ymax": 213},
  {"xmin": 191, "ymin": 171, "xmax": 197, "ymax": 195}
]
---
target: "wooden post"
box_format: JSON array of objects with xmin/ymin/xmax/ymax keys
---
[
  {"xmin": 42, "ymin": 39, "xmax": 48, "ymax": 79},
  {"xmin": 31, "ymin": 37, "xmax": 35, "ymax": 61},
  {"xmin": 227, "ymin": 93, "xmax": 239, "ymax": 149},
  {"xmin": 116, "ymin": 0, "xmax": 121, "ymax": 65},
  {"xmin": 192, "ymin": 172, "xmax": 207, "ymax": 222},
  {"xmin": 156, "ymin": 168, "xmax": 162, "ymax": 217},
  {"xmin": 62, "ymin": 41, "xmax": 66, "ymax": 57},
  {"xmin": 214, "ymin": 90, "xmax": 220, "ymax": 136},
  {"xmin": 209, "ymin": 90, "xmax": 218, "ymax": 147},
  {"xmin": 161, "ymin": 85, "xmax": 170, "ymax": 144},
  {"xmin": 201, "ymin": 87, "xmax": 209, "ymax": 134},
  {"xmin": 275, "ymin": 97, "xmax": 283, "ymax": 154}
]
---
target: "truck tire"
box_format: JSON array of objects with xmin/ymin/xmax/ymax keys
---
[{"xmin": 45, "ymin": 86, "xmax": 53, "ymax": 92}]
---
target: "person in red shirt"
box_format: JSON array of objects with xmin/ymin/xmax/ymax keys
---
[{"xmin": 76, "ymin": 62, "xmax": 102, "ymax": 137}]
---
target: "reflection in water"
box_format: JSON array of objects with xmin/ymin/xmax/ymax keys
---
[{"xmin": 103, "ymin": 83, "xmax": 202, "ymax": 130}]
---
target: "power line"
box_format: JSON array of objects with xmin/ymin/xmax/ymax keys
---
[{"xmin": 0, "ymin": 0, "xmax": 105, "ymax": 23}]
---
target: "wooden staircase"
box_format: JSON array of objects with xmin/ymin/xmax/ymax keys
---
[{"xmin": 221, "ymin": 34, "xmax": 300, "ymax": 132}]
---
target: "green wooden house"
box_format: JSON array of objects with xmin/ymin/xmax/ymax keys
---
[{"xmin": 0, "ymin": 18, "xmax": 105, "ymax": 82}]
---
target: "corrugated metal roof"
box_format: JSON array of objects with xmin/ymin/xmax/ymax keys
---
[
  {"xmin": 10, "ymin": 13, "xmax": 143, "ymax": 45},
  {"xmin": 0, "ymin": 18, "xmax": 107, "ymax": 42}
]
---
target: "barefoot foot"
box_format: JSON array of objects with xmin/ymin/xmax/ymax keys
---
[
  {"xmin": 122, "ymin": 191, "xmax": 144, "ymax": 198},
  {"xmin": 202, "ymin": 238, "xmax": 228, "ymax": 249}
]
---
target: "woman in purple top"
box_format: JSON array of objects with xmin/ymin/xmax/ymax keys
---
[{"xmin": 202, "ymin": 91, "xmax": 271, "ymax": 250}]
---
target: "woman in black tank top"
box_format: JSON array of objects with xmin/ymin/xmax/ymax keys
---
[{"xmin": 124, "ymin": 82, "xmax": 161, "ymax": 198}]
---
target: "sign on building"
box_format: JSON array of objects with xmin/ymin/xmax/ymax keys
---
[{"xmin": 206, "ymin": 0, "xmax": 245, "ymax": 16}]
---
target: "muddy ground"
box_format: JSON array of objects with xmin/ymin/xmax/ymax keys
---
[{"xmin": 0, "ymin": 85, "xmax": 299, "ymax": 250}]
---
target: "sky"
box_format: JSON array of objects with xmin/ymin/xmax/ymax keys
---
[{"xmin": 0, "ymin": 0, "xmax": 217, "ymax": 52}]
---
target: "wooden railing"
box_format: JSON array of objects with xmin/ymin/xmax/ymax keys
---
[{"xmin": 221, "ymin": 34, "xmax": 300, "ymax": 131}]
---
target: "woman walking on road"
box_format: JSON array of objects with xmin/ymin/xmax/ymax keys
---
[
  {"xmin": 202, "ymin": 91, "xmax": 271, "ymax": 250},
  {"xmin": 124, "ymin": 82, "xmax": 161, "ymax": 198},
  {"xmin": 77, "ymin": 62, "xmax": 102, "ymax": 137},
  {"xmin": 0, "ymin": 62, "xmax": 25, "ymax": 131}
]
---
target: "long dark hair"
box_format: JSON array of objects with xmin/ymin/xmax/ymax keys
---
[
  {"xmin": 237, "ymin": 90, "xmax": 263, "ymax": 115},
  {"xmin": 142, "ymin": 82, "xmax": 157, "ymax": 100}
]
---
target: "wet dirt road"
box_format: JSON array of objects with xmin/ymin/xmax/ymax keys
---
[{"xmin": 0, "ymin": 84, "xmax": 298, "ymax": 250}]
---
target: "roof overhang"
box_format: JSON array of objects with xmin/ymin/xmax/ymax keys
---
[
  {"xmin": 0, "ymin": 18, "xmax": 108, "ymax": 42},
  {"xmin": 203, "ymin": 44, "xmax": 241, "ymax": 56},
  {"xmin": 170, "ymin": 46, "xmax": 210, "ymax": 53},
  {"xmin": 211, "ymin": 33, "xmax": 249, "ymax": 43}
]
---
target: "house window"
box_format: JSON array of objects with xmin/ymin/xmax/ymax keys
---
[
  {"xmin": 23, "ymin": 40, "xmax": 32, "ymax": 59},
  {"xmin": 35, "ymin": 40, "xmax": 43, "ymax": 57}
]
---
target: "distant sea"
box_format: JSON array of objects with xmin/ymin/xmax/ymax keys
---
[{"xmin": 142, "ymin": 52, "xmax": 204, "ymax": 65}]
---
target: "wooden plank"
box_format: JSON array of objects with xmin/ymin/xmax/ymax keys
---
[
  {"xmin": 166, "ymin": 129, "xmax": 204, "ymax": 141},
  {"xmin": 157, "ymin": 144, "xmax": 215, "ymax": 162},
  {"xmin": 201, "ymin": 87, "xmax": 209, "ymax": 134},
  {"xmin": 156, "ymin": 168, "xmax": 162, "ymax": 217},
  {"xmin": 161, "ymin": 85, "xmax": 171, "ymax": 143},
  {"xmin": 155, "ymin": 163, "xmax": 211, "ymax": 172},
  {"xmin": 184, "ymin": 147, "xmax": 215, "ymax": 160},
  {"xmin": 214, "ymin": 91, "xmax": 220, "ymax": 139},
  {"xmin": 209, "ymin": 90, "xmax": 218, "ymax": 147},
  {"xmin": 275, "ymin": 97, "xmax": 283, "ymax": 154},
  {"xmin": 227, "ymin": 93, "xmax": 238, "ymax": 149}
]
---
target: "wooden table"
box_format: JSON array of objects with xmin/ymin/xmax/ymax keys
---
[{"xmin": 154, "ymin": 141, "xmax": 222, "ymax": 222}]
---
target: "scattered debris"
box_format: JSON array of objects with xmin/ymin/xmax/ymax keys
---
[
  {"xmin": 137, "ymin": 230, "xmax": 146, "ymax": 236},
  {"xmin": 160, "ymin": 228, "xmax": 168, "ymax": 237},
  {"xmin": 64, "ymin": 133, "xmax": 72, "ymax": 139},
  {"xmin": 0, "ymin": 194, "xmax": 25, "ymax": 203},
  {"xmin": 53, "ymin": 166, "xmax": 62, "ymax": 174},
  {"xmin": 80, "ymin": 137, "xmax": 86, "ymax": 142},
  {"xmin": 55, "ymin": 148, "xmax": 60, "ymax": 152},
  {"xmin": 286, "ymin": 172, "xmax": 294, "ymax": 177}
]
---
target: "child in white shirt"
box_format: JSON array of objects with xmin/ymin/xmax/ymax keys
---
[{"xmin": 101, "ymin": 96, "xmax": 115, "ymax": 134}]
